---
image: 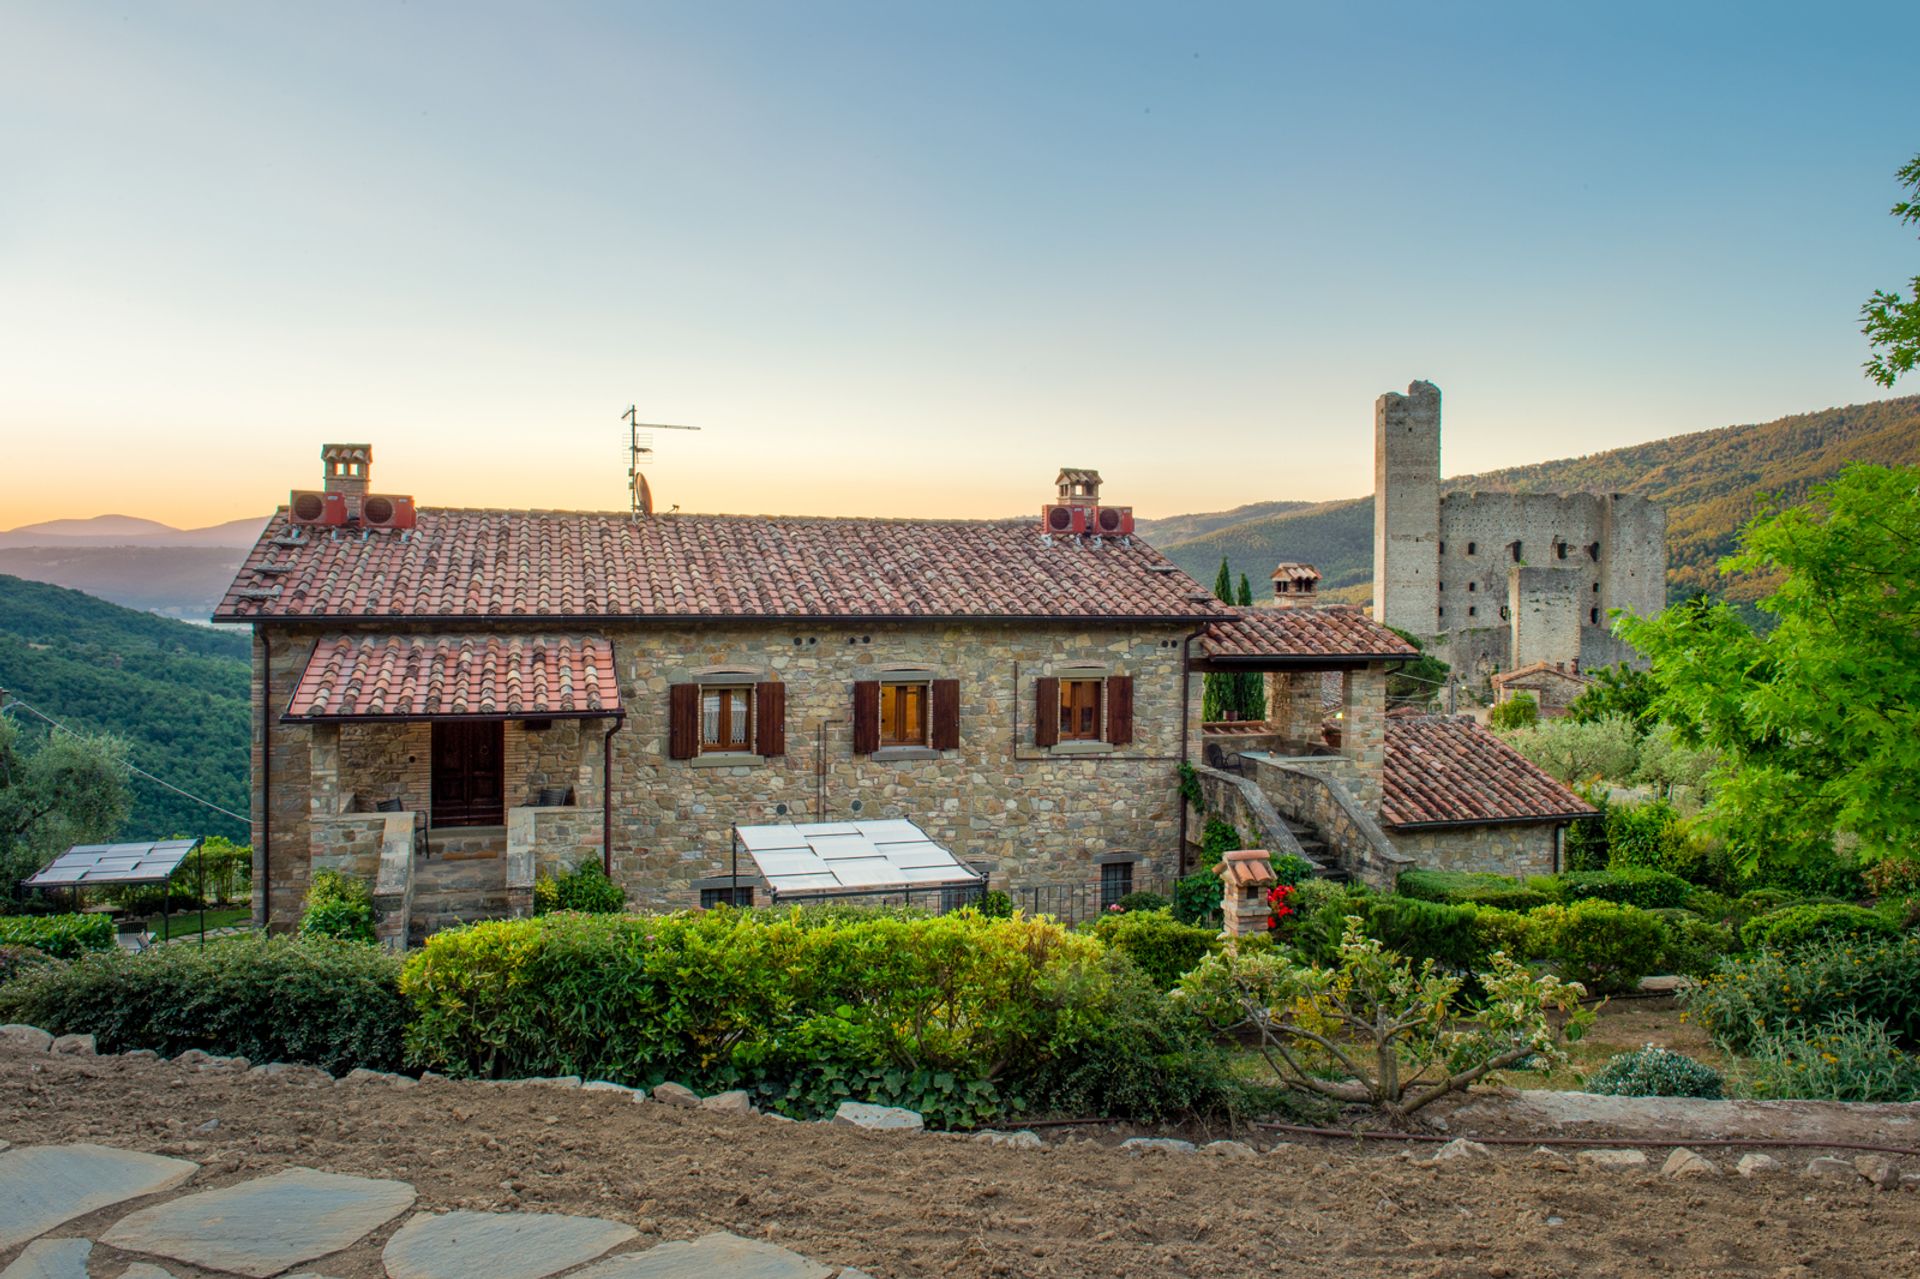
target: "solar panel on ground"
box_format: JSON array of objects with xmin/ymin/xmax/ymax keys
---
[
  {"xmin": 25, "ymin": 839, "xmax": 203, "ymax": 888},
  {"xmin": 730, "ymin": 819, "xmax": 982, "ymax": 899}
]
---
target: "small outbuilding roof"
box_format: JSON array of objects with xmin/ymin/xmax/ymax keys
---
[
  {"xmin": 1197, "ymin": 606, "xmax": 1419, "ymax": 665},
  {"xmin": 732, "ymin": 819, "xmax": 985, "ymax": 898},
  {"xmin": 26, "ymin": 839, "xmax": 202, "ymax": 888},
  {"xmin": 1381, "ymin": 715, "xmax": 1596, "ymax": 828}
]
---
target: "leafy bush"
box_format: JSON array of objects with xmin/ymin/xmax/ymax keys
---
[
  {"xmin": 1863, "ymin": 856, "xmax": 1920, "ymax": 900},
  {"xmin": 1561, "ymin": 788, "xmax": 1610, "ymax": 872},
  {"xmin": 534, "ymin": 858, "xmax": 627, "ymax": 915},
  {"xmin": 1172, "ymin": 871, "xmax": 1223, "ymax": 928},
  {"xmin": 101, "ymin": 884, "xmax": 204, "ymax": 916},
  {"xmin": 1586, "ymin": 1046, "xmax": 1725, "ymax": 1099},
  {"xmin": 1735, "ymin": 887, "xmax": 1799, "ymax": 917},
  {"xmin": 977, "ymin": 890, "xmax": 1013, "ymax": 918},
  {"xmin": 1113, "ymin": 891, "xmax": 1168, "ymax": 914},
  {"xmin": 1504, "ymin": 713, "xmax": 1640, "ymax": 785},
  {"xmin": 1534, "ymin": 898, "xmax": 1664, "ymax": 995},
  {"xmin": 1651, "ymin": 909, "xmax": 1737, "ymax": 978},
  {"xmin": 1605, "ymin": 799, "xmax": 1718, "ymax": 884},
  {"xmin": 1363, "ymin": 896, "xmax": 1486, "ymax": 975},
  {"xmin": 1740, "ymin": 903, "xmax": 1897, "ymax": 952},
  {"xmin": 1681, "ymin": 888, "xmax": 1743, "ymax": 927},
  {"xmin": 1283, "ymin": 878, "xmax": 1363, "ymax": 964},
  {"xmin": 0, "ymin": 944, "xmax": 53, "ymax": 983},
  {"xmin": 1556, "ymin": 867, "xmax": 1691, "ymax": 910},
  {"xmin": 400, "ymin": 909, "xmax": 1238, "ymax": 1126},
  {"xmin": 0, "ymin": 934, "xmax": 408, "ymax": 1073},
  {"xmin": 299, "ymin": 870, "xmax": 375, "ymax": 943},
  {"xmin": 1742, "ymin": 1011, "xmax": 1920, "ymax": 1103},
  {"xmin": 1181, "ymin": 917, "xmax": 1591, "ymax": 1120},
  {"xmin": 1395, "ymin": 870, "xmax": 1551, "ymax": 913},
  {"xmin": 1083, "ymin": 909, "xmax": 1218, "ymax": 989},
  {"xmin": 0, "ymin": 912, "xmax": 115, "ymax": 959},
  {"xmin": 1487, "ymin": 692, "xmax": 1539, "ymax": 732},
  {"xmin": 1269, "ymin": 854, "xmax": 1315, "ymax": 887},
  {"xmin": 1199, "ymin": 818, "xmax": 1247, "ymax": 862},
  {"xmin": 1680, "ymin": 934, "xmax": 1920, "ymax": 1053}
]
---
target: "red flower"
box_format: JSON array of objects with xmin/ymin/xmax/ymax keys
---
[{"xmin": 1265, "ymin": 883, "xmax": 1296, "ymax": 928}]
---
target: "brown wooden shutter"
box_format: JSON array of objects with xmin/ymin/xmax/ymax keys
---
[
  {"xmin": 668, "ymin": 683, "xmax": 699, "ymax": 760},
  {"xmin": 1033, "ymin": 676, "xmax": 1060, "ymax": 748},
  {"xmin": 755, "ymin": 681, "xmax": 786, "ymax": 757},
  {"xmin": 852, "ymin": 680, "xmax": 880, "ymax": 754},
  {"xmin": 1106, "ymin": 674, "xmax": 1134, "ymax": 746},
  {"xmin": 930, "ymin": 679, "xmax": 960, "ymax": 751}
]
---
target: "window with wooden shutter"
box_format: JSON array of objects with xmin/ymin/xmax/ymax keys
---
[
  {"xmin": 930, "ymin": 679, "xmax": 960, "ymax": 751},
  {"xmin": 1106, "ymin": 674, "xmax": 1134, "ymax": 746},
  {"xmin": 668, "ymin": 683, "xmax": 699, "ymax": 760},
  {"xmin": 1033, "ymin": 676, "xmax": 1060, "ymax": 748},
  {"xmin": 1060, "ymin": 679, "xmax": 1103, "ymax": 741},
  {"xmin": 755, "ymin": 681, "xmax": 786, "ymax": 757},
  {"xmin": 852, "ymin": 680, "xmax": 880, "ymax": 754},
  {"xmin": 879, "ymin": 681, "xmax": 928, "ymax": 747}
]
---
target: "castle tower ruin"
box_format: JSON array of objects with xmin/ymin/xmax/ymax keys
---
[{"xmin": 1372, "ymin": 381, "xmax": 1442, "ymax": 631}]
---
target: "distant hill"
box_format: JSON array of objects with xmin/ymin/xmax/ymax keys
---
[
  {"xmin": 1153, "ymin": 395, "xmax": 1920, "ymax": 607},
  {"xmin": 1133, "ymin": 500, "xmax": 1312, "ymax": 548},
  {"xmin": 0, "ymin": 574, "xmax": 250, "ymax": 844},
  {"xmin": 0, "ymin": 547, "xmax": 250, "ymax": 622},
  {"xmin": 0, "ymin": 514, "xmax": 268, "ymax": 547}
]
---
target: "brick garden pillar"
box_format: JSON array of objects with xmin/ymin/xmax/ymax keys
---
[{"xmin": 1216, "ymin": 848, "xmax": 1276, "ymax": 939}]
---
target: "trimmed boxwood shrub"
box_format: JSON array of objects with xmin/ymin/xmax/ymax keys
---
[
  {"xmin": 1587, "ymin": 1046, "xmax": 1724, "ymax": 1099},
  {"xmin": 1651, "ymin": 908, "xmax": 1737, "ymax": 978},
  {"xmin": 1556, "ymin": 867, "xmax": 1691, "ymax": 910},
  {"xmin": 401, "ymin": 909, "xmax": 1241, "ymax": 1126},
  {"xmin": 1083, "ymin": 909, "xmax": 1218, "ymax": 988},
  {"xmin": 1533, "ymin": 898, "xmax": 1664, "ymax": 995},
  {"xmin": 0, "ymin": 913, "xmax": 115, "ymax": 959},
  {"xmin": 1394, "ymin": 870, "xmax": 1552, "ymax": 913},
  {"xmin": 0, "ymin": 934, "xmax": 408, "ymax": 1073},
  {"xmin": 1740, "ymin": 903, "xmax": 1897, "ymax": 952},
  {"xmin": 1363, "ymin": 896, "xmax": 1486, "ymax": 974}
]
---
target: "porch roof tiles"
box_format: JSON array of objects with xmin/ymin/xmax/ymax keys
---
[
  {"xmin": 1197, "ymin": 606, "xmax": 1418, "ymax": 662},
  {"xmin": 283, "ymin": 633, "xmax": 620, "ymax": 721},
  {"xmin": 1381, "ymin": 715, "xmax": 1595, "ymax": 828}
]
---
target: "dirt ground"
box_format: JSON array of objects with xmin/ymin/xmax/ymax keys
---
[{"xmin": 6, "ymin": 1048, "xmax": 1920, "ymax": 1279}]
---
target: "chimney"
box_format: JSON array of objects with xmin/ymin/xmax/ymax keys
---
[
  {"xmin": 321, "ymin": 444, "xmax": 372, "ymax": 517},
  {"xmin": 1269, "ymin": 563, "xmax": 1322, "ymax": 610}
]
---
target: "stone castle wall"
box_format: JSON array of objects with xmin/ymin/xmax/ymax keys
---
[
  {"xmin": 253, "ymin": 619, "xmax": 1201, "ymax": 926},
  {"xmin": 1385, "ymin": 823, "xmax": 1560, "ymax": 878}
]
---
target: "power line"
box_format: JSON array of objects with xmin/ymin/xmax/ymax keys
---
[{"xmin": 0, "ymin": 694, "xmax": 250, "ymax": 827}]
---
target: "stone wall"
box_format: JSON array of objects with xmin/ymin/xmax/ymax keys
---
[
  {"xmin": 253, "ymin": 618, "xmax": 1201, "ymax": 924},
  {"xmin": 1246, "ymin": 756, "xmax": 1410, "ymax": 890},
  {"xmin": 339, "ymin": 722, "xmax": 428, "ymax": 811},
  {"xmin": 1373, "ymin": 381, "xmax": 1442, "ymax": 626},
  {"xmin": 1385, "ymin": 822, "xmax": 1561, "ymax": 878},
  {"xmin": 1509, "ymin": 566, "xmax": 1582, "ymax": 672}
]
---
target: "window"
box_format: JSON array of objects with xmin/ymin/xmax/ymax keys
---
[
  {"xmin": 879, "ymin": 681, "xmax": 929, "ymax": 747},
  {"xmin": 1099, "ymin": 862, "xmax": 1134, "ymax": 910},
  {"xmin": 1468, "ymin": 605, "xmax": 1477, "ymax": 617},
  {"xmin": 1467, "ymin": 581, "xmax": 1476, "ymax": 593},
  {"xmin": 1590, "ymin": 607, "xmax": 1601, "ymax": 625},
  {"xmin": 1555, "ymin": 541, "xmax": 1568, "ymax": 560},
  {"xmin": 1510, "ymin": 541, "xmax": 1524, "ymax": 563},
  {"xmin": 700, "ymin": 885, "xmax": 754, "ymax": 909},
  {"xmin": 701, "ymin": 686, "xmax": 753, "ymax": 753},
  {"xmin": 1438, "ymin": 541, "xmax": 1446, "ymax": 555},
  {"xmin": 1466, "ymin": 541, "xmax": 1477, "ymax": 556},
  {"xmin": 1060, "ymin": 679, "xmax": 1103, "ymax": 741}
]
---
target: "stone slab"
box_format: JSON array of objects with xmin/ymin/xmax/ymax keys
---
[
  {"xmin": 0, "ymin": 1238, "xmax": 91, "ymax": 1279},
  {"xmin": 649, "ymin": 1083, "xmax": 700, "ymax": 1108},
  {"xmin": 382, "ymin": 1210, "xmax": 638, "ymax": 1279},
  {"xmin": 117, "ymin": 1265, "xmax": 180, "ymax": 1279},
  {"xmin": 570, "ymin": 1232, "xmax": 833, "ymax": 1279},
  {"xmin": 0, "ymin": 1026, "xmax": 52, "ymax": 1053},
  {"xmin": 830, "ymin": 1102, "xmax": 922, "ymax": 1132},
  {"xmin": 0, "ymin": 1144, "xmax": 199, "ymax": 1251},
  {"xmin": 100, "ymin": 1167, "xmax": 415, "ymax": 1278}
]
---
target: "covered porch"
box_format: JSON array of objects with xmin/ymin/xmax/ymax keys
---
[{"xmin": 284, "ymin": 632, "xmax": 623, "ymax": 947}]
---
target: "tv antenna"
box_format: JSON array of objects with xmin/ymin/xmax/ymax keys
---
[{"xmin": 623, "ymin": 406, "xmax": 702, "ymax": 518}]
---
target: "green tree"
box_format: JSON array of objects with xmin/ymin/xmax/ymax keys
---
[
  {"xmin": 1487, "ymin": 692, "xmax": 1539, "ymax": 732},
  {"xmin": 1202, "ymin": 557, "xmax": 1235, "ymax": 721},
  {"xmin": 1234, "ymin": 574, "xmax": 1266, "ymax": 720},
  {"xmin": 1862, "ymin": 152, "xmax": 1920, "ymax": 387},
  {"xmin": 1565, "ymin": 664, "xmax": 1659, "ymax": 733},
  {"xmin": 1619, "ymin": 465, "xmax": 1920, "ymax": 871},
  {"xmin": 1385, "ymin": 626, "xmax": 1449, "ymax": 711},
  {"xmin": 0, "ymin": 716, "xmax": 132, "ymax": 903}
]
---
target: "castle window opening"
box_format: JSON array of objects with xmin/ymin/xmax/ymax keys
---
[
  {"xmin": 1466, "ymin": 542, "xmax": 1477, "ymax": 556},
  {"xmin": 1555, "ymin": 542, "xmax": 1568, "ymax": 560},
  {"xmin": 1438, "ymin": 541, "xmax": 1446, "ymax": 555},
  {"xmin": 1510, "ymin": 542, "xmax": 1523, "ymax": 563},
  {"xmin": 1467, "ymin": 581, "xmax": 1476, "ymax": 592},
  {"xmin": 1592, "ymin": 582, "xmax": 1600, "ymax": 593},
  {"xmin": 1588, "ymin": 542, "xmax": 1601, "ymax": 561},
  {"xmin": 1468, "ymin": 606, "xmax": 1477, "ymax": 617},
  {"xmin": 1590, "ymin": 608, "xmax": 1601, "ymax": 625}
]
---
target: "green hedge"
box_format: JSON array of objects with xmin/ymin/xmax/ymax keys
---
[
  {"xmin": 1393, "ymin": 870, "xmax": 1553, "ymax": 913},
  {"xmin": 0, "ymin": 934, "xmax": 408, "ymax": 1073},
  {"xmin": 1555, "ymin": 868, "xmax": 1692, "ymax": 910},
  {"xmin": 0, "ymin": 913, "xmax": 116, "ymax": 959},
  {"xmin": 1740, "ymin": 903, "xmax": 1897, "ymax": 952},
  {"xmin": 1083, "ymin": 909, "xmax": 1220, "ymax": 989},
  {"xmin": 400, "ymin": 909, "xmax": 1240, "ymax": 1126}
]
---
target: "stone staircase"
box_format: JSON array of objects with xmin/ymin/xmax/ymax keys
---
[
  {"xmin": 1282, "ymin": 816, "xmax": 1352, "ymax": 884},
  {"xmin": 408, "ymin": 827, "xmax": 510, "ymax": 944}
]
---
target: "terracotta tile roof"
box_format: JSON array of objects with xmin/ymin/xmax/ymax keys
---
[
  {"xmin": 283, "ymin": 633, "xmax": 620, "ymax": 720},
  {"xmin": 1216, "ymin": 849, "xmax": 1278, "ymax": 887},
  {"xmin": 1198, "ymin": 606, "xmax": 1419, "ymax": 662},
  {"xmin": 1381, "ymin": 715, "xmax": 1596, "ymax": 828},
  {"xmin": 216, "ymin": 509, "xmax": 1227, "ymax": 623},
  {"xmin": 1491, "ymin": 661, "xmax": 1594, "ymax": 688}
]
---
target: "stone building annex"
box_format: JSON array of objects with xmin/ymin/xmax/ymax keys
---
[
  {"xmin": 1373, "ymin": 379, "xmax": 1668, "ymax": 681},
  {"xmin": 217, "ymin": 446, "xmax": 1590, "ymax": 941}
]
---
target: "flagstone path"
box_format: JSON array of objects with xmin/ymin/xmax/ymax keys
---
[{"xmin": 0, "ymin": 1143, "xmax": 856, "ymax": 1279}]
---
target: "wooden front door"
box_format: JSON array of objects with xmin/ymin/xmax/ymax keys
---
[{"xmin": 431, "ymin": 721, "xmax": 504, "ymax": 827}]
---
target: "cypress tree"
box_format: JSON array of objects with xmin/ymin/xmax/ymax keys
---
[
  {"xmin": 1203, "ymin": 557, "xmax": 1234, "ymax": 720},
  {"xmin": 1235, "ymin": 574, "xmax": 1266, "ymax": 720}
]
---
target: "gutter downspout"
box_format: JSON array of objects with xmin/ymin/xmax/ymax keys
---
[
  {"xmin": 1178, "ymin": 623, "xmax": 1208, "ymax": 876},
  {"xmin": 602, "ymin": 714, "xmax": 624, "ymax": 878},
  {"xmin": 259, "ymin": 628, "xmax": 272, "ymax": 929}
]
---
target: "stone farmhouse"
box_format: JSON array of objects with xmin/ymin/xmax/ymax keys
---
[
  {"xmin": 1373, "ymin": 380, "xmax": 1667, "ymax": 682},
  {"xmin": 219, "ymin": 446, "xmax": 1591, "ymax": 943},
  {"xmin": 1492, "ymin": 661, "xmax": 1595, "ymax": 720}
]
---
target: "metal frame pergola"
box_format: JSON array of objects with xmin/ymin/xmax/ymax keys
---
[
  {"xmin": 727, "ymin": 819, "xmax": 988, "ymax": 911},
  {"xmin": 24, "ymin": 838, "xmax": 208, "ymax": 947}
]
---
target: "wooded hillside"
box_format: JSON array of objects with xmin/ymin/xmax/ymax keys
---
[
  {"xmin": 0, "ymin": 574, "xmax": 250, "ymax": 843},
  {"xmin": 1148, "ymin": 395, "xmax": 1920, "ymax": 605}
]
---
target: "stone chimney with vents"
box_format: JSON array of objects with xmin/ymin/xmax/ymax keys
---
[{"xmin": 321, "ymin": 444, "xmax": 373, "ymax": 518}]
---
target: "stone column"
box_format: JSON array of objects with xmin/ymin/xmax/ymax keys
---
[{"xmin": 1341, "ymin": 665, "xmax": 1388, "ymax": 812}]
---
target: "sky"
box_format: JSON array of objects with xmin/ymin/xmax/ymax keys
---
[{"xmin": 1, "ymin": 1, "xmax": 1916, "ymax": 528}]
